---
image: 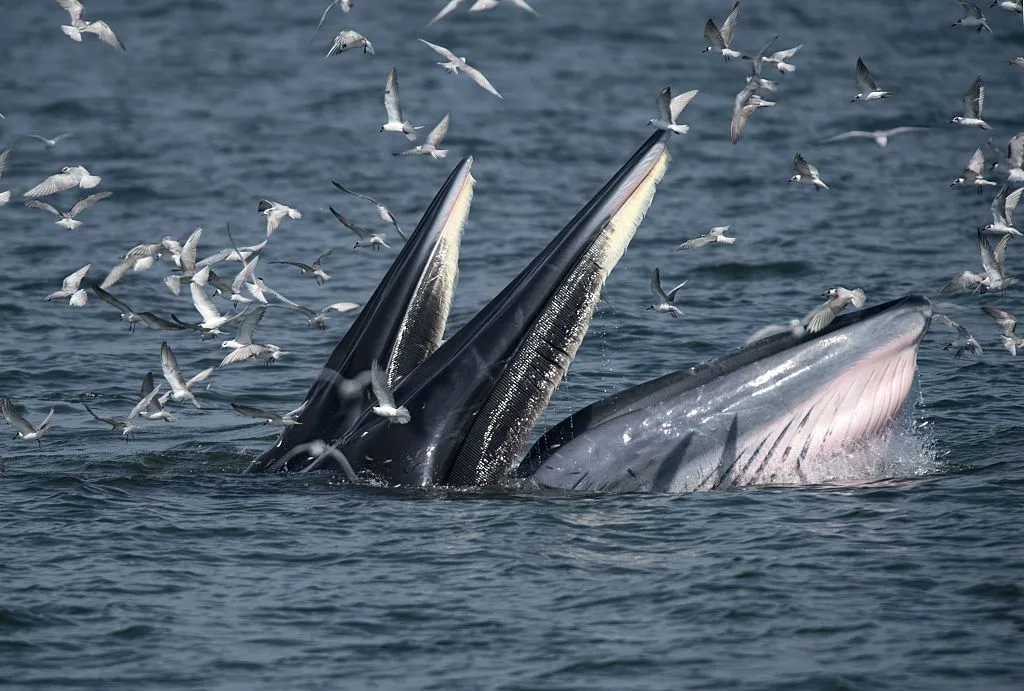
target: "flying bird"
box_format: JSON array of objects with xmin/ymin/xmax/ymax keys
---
[
  {"xmin": 331, "ymin": 182, "xmax": 406, "ymax": 238},
  {"xmin": 370, "ymin": 361, "xmax": 411, "ymax": 424},
  {"xmin": 820, "ymin": 127, "xmax": 928, "ymax": 148},
  {"xmin": 805, "ymin": 287, "xmax": 866, "ymax": 333},
  {"xmin": 647, "ymin": 87, "xmax": 699, "ymax": 135},
  {"xmin": 25, "ymin": 191, "xmax": 112, "ymax": 230},
  {"xmin": 951, "ymin": 148, "xmax": 997, "ymax": 191},
  {"xmin": 139, "ymin": 372, "xmax": 174, "ymax": 421},
  {"xmin": 702, "ymin": 2, "xmax": 743, "ymax": 60},
  {"xmin": 0, "ymin": 149, "xmax": 10, "ymax": 206},
  {"xmin": 24, "ymin": 133, "xmax": 73, "ymax": 148},
  {"xmin": 160, "ymin": 342, "xmax": 215, "ymax": 408},
  {"xmin": 675, "ymin": 226, "xmax": 735, "ymax": 251},
  {"xmin": 83, "ymin": 383, "xmax": 161, "ymax": 440},
  {"xmin": 951, "ymin": 77, "xmax": 991, "ymax": 129},
  {"xmin": 983, "ymin": 186, "xmax": 1023, "ymax": 236},
  {"xmin": 790, "ymin": 153, "xmax": 829, "ymax": 190},
  {"xmin": 932, "ymin": 314, "xmax": 983, "ymax": 358},
  {"xmin": 395, "ymin": 113, "xmax": 450, "ymax": 159},
  {"xmin": 45, "ymin": 264, "xmax": 91, "ymax": 307},
  {"xmin": 93, "ymin": 286, "xmax": 189, "ymax": 333},
  {"xmin": 942, "ymin": 230, "xmax": 1017, "ymax": 293},
  {"xmin": 647, "ymin": 267, "xmax": 686, "ymax": 318},
  {"xmin": 270, "ymin": 249, "xmax": 334, "ymax": 284},
  {"xmin": 330, "ymin": 207, "xmax": 389, "ymax": 250},
  {"xmin": 257, "ymin": 199, "xmax": 302, "ymax": 237},
  {"xmin": 988, "ymin": 131, "xmax": 1024, "ymax": 183},
  {"xmin": 57, "ymin": 0, "xmax": 126, "ymax": 51},
  {"xmin": 730, "ymin": 36, "xmax": 777, "ymax": 144},
  {"xmin": 418, "ymin": 39, "xmax": 503, "ymax": 99},
  {"xmin": 22, "ymin": 165, "xmax": 100, "ymax": 198},
  {"xmin": 325, "ymin": 29, "xmax": 374, "ymax": 57},
  {"xmin": 981, "ymin": 306, "xmax": 1024, "ymax": 355},
  {"xmin": 380, "ymin": 66, "xmax": 420, "ymax": 141},
  {"xmin": 101, "ymin": 242, "xmax": 164, "ymax": 289},
  {"xmin": 261, "ymin": 284, "xmax": 359, "ymax": 329},
  {"xmin": 760, "ymin": 44, "xmax": 803, "ymax": 73},
  {"xmin": 231, "ymin": 403, "xmax": 304, "ymax": 427},
  {"xmin": 852, "ymin": 58, "xmax": 890, "ymax": 101},
  {"xmin": 1, "ymin": 398, "xmax": 55, "ymax": 446},
  {"xmin": 952, "ymin": 0, "xmax": 992, "ymax": 32}
]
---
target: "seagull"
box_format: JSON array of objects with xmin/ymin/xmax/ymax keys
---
[
  {"xmin": 25, "ymin": 191, "xmax": 111, "ymax": 230},
  {"xmin": 760, "ymin": 44, "xmax": 803, "ymax": 73},
  {"xmin": 380, "ymin": 67, "xmax": 420, "ymax": 141},
  {"xmin": 952, "ymin": 0, "xmax": 992, "ymax": 31},
  {"xmin": 790, "ymin": 153, "xmax": 829, "ymax": 190},
  {"xmin": 395, "ymin": 113, "xmax": 450, "ymax": 159},
  {"xmin": 45, "ymin": 264, "xmax": 91, "ymax": 307},
  {"xmin": 0, "ymin": 149, "xmax": 11, "ymax": 206},
  {"xmin": 730, "ymin": 37, "xmax": 776, "ymax": 144},
  {"xmin": 159, "ymin": 342, "xmax": 215, "ymax": 408},
  {"xmin": 92, "ymin": 285, "xmax": 189, "ymax": 333},
  {"xmin": 852, "ymin": 58, "xmax": 890, "ymax": 101},
  {"xmin": 647, "ymin": 267, "xmax": 686, "ymax": 318},
  {"xmin": 933, "ymin": 314, "xmax": 983, "ymax": 358},
  {"xmin": 325, "ymin": 29, "xmax": 374, "ymax": 57},
  {"xmin": 83, "ymin": 384, "xmax": 161, "ymax": 440},
  {"xmin": 100, "ymin": 242, "xmax": 164, "ymax": 289},
  {"xmin": 219, "ymin": 304, "xmax": 270, "ymax": 350},
  {"xmin": 24, "ymin": 133, "xmax": 73, "ymax": 148},
  {"xmin": 418, "ymin": 39, "xmax": 503, "ymax": 99},
  {"xmin": 330, "ymin": 207, "xmax": 389, "ymax": 250},
  {"xmin": 22, "ymin": 165, "xmax": 100, "ymax": 198},
  {"xmin": 702, "ymin": 2, "xmax": 743, "ymax": 60},
  {"xmin": 261, "ymin": 284, "xmax": 359, "ymax": 329},
  {"xmin": 951, "ymin": 148, "xmax": 997, "ymax": 191},
  {"xmin": 139, "ymin": 372, "xmax": 174, "ymax": 421},
  {"xmin": 270, "ymin": 250, "xmax": 334, "ymax": 284},
  {"xmin": 647, "ymin": 87, "xmax": 699, "ymax": 135},
  {"xmin": 312, "ymin": 0, "xmax": 353, "ymax": 42},
  {"xmin": 163, "ymin": 226, "xmax": 203, "ymax": 295},
  {"xmin": 981, "ymin": 306, "xmax": 1024, "ymax": 355},
  {"xmin": 675, "ymin": 226, "xmax": 735, "ymax": 250},
  {"xmin": 370, "ymin": 361, "xmax": 411, "ymax": 424},
  {"xmin": 1, "ymin": 398, "xmax": 55, "ymax": 446},
  {"xmin": 989, "ymin": 131, "xmax": 1024, "ymax": 183},
  {"xmin": 983, "ymin": 186, "xmax": 1024, "ymax": 236},
  {"xmin": 58, "ymin": 0, "xmax": 126, "ymax": 51},
  {"xmin": 331, "ymin": 182, "xmax": 406, "ymax": 238},
  {"xmin": 470, "ymin": 0, "xmax": 539, "ymax": 14},
  {"xmin": 820, "ymin": 127, "xmax": 929, "ymax": 148},
  {"xmin": 230, "ymin": 403, "xmax": 303, "ymax": 427},
  {"xmin": 805, "ymin": 287, "xmax": 866, "ymax": 333},
  {"xmin": 951, "ymin": 77, "xmax": 991, "ymax": 129},
  {"xmin": 942, "ymin": 230, "xmax": 1017, "ymax": 293},
  {"xmin": 257, "ymin": 199, "xmax": 301, "ymax": 237}
]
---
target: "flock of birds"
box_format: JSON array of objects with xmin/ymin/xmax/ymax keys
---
[{"xmin": 1, "ymin": 0, "xmax": 1024, "ymax": 449}]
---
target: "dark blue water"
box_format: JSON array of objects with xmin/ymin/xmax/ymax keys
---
[{"xmin": 2, "ymin": 1, "xmax": 1024, "ymax": 688}]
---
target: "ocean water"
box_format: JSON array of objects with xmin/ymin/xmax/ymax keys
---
[{"xmin": 2, "ymin": 0, "xmax": 1023, "ymax": 688}]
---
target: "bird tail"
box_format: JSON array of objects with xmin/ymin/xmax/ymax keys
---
[
  {"xmin": 62, "ymin": 25, "xmax": 83, "ymax": 41},
  {"xmin": 432, "ymin": 150, "xmax": 450, "ymax": 159},
  {"xmin": 80, "ymin": 174, "xmax": 101, "ymax": 189}
]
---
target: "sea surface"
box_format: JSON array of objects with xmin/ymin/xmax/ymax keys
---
[{"xmin": 2, "ymin": 1, "xmax": 1023, "ymax": 689}]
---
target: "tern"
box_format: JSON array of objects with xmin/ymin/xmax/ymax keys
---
[
  {"xmin": 0, "ymin": 149, "xmax": 10, "ymax": 206},
  {"xmin": 270, "ymin": 249, "xmax": 334, "ymax": 284},
  {"xmin": 159, "ymin": 342, "xmax": 215, "ymax": 408},
  {"xmin": 820, "ymin": 127, "xmax": 928, "ymax": 148},
  {"xmin": 25, "ymin": 133, "xmax": 73, "ymax": 148},
  {"xmin": 92, "ymin": 286, "xmax": 189, "ymax": 333},
  {"xmin": 188, "ymin": 281, "xmax": 247, "ymax": 333},
  {"xmin": 933, "ymin": 314, "xmax": 983, "ymax": 358},
  {"xmin": 370, "ymin": 361, "xmax": 411, "ymax": 424},
  {"xmin": 220, "ymin": 343, "xmax": 287, "ymax": 367},
  {"xmin": 25, "ymin": 191, "xmax": 111, "ymax": 230},
  {"xmin": 163, "ymin": 226, "xmax": 204, "ymax": 295},
  {"xmin": 990, "ymin": 0, "xmax": 1023, "ymax": 16},
  {"xmin": 952, "ymin": 0, "xmax": 992, "ymax": 31},
  {"xmin": 139, "ymin": 372, "xmax": 174, "ymax": 421},
  {"xmin": 805, "ymin": 287, "xmax": 866, "ymax": 333},
  {"xmin": 981, "ymin": 306, "xmax": 1024, "ymax": 355},
  {"xmin": 675, "ymin": 226, "xmax": 735, "ymax": 250},
  {"xmin": 942, "ymin": 231, "xmax": 1017, "ymax": 293},
  {"xmin": 325, "ymin": 29, "xmax": 374, "ymax": 57},
  {"xmin": 45, "ymin": 264, "xmax": 91, "ymax": 307},
  {"xmin": 331, "ymin": 182, "xmax": 406, "ymax": 238},
  {"xmin": 395, "ymin": 113, "xmax": 450, "ymax": 159},
  {"xmin": 83, "ymin": 384, "xmax": 161, "ymax": 440},
  {"xmin": 330, "ymin": 207, "xmax": 389, "ymax": 250},
  {"xmin": 988, "ymin": 131, "xmax": 1024, "ymax": 182},
  {"xmin": 1, "ymin": 398, "xmax": 55, "ymax": 446},
  {"xmin": 380, "ymin": 67, "xmax": 420, "ymax": 141},
  {"xmin": 220, "ymin": 305, "xmax": 269, "ymax": 350},
  {"xmin": 702, "ymin": 2, "xmax": 743, "ymax": 60},
  {"xmin": 22, "ymin": 165, "xmax": 100, "ymax": 198},
  {"xmin": 58, "ymin": 0, "xmax": 126, "ymax": 51},
  {"xmin": 730, "ymin": 37, "xmax": 777, "ymax": 144},
  {"xmin": 647, "ymin": 87, "xmax": 699, "ymax": 135},
  {"xmin": 951, "ymin": 77, "xmax": 991, "ymax": 129},
  {"xmin": 852, "ymin": 58, "xmax": 890, "ymax": 101},
  {"xmin": 257, "ymin": 199, "xmax": 301, "ymax": 237},
  {"xmin": 647, "ymin": 267, "xmax": 686, "ymax": 318},
  {"xmin": 951, "ymin": 148, "xmax": 997, "ymax": 191},
  {"xmin": 983, "ymin": 186, "xmax": 1023, "ymax": 236},
  {"xmin": 312, "ymin": 0, "xmax": 353, "ymax": 42},
  {"xmin": 760, "ymin": 44, "xmax": 803, "ymax": 73},
  {"xmin": 261, "ymin": 284, "xmax": 359, "ymax": 329},
  {"xmin": 231, "ymin": 403, "xmax": 304, "ymax": 427},
  {"xmin": 418, "ymin": 39, "xmax": 503, "ymax": 99},
  {"xmin": 790, "ymin": 153, "xmax": 829, "ymax": 190},
  {"xmin": 101, "ymin": 242, "xmax": 164, "ymax": 289},
  {"xmin": 1011, "ymin": 57, "xmax": 1024, "ymax": 67}
]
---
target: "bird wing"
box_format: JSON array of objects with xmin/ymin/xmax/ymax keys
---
[
  {"xmin": 92, "ymin": 285, "xmax": 135, "ymax": 314},
  {"xmin": 260, "ymin": 284, "xmax": 317, "ymax": 318},
  {"xmin": 668, "ymin": 89, "xmax": 699, "ymax": 122},
  {"xmin": 128, "ymin": 384, "xmax": 162, "ymax": 422},
  {"xmin": 1, "ymin": 398, "xmax": 37, "ymax": 435},
  {"xmin": 25, "ymin": 200, "xmax": 62, "ymax": 217},
  {"xmin": 62, "ymin": 264, "xmax": 91, "ymax": 292},
  {"xmin": 793, "ymin": 152, "xmax": 813, "ymax": 176},
  {"xmin": 655, "ymin": 87, "xmax": 672, "ymax": 123},
  {"xmin": 384, "ymin": 66, "xmax": 403, "ymax": 122},
  {"xmin": 186, "ymin": 367, "xmax": 215, "ymax": 389},
  {"xmin": 428, "ymin": 0, "xmax": 465, "ymax": 26},
  {"xmin": 703, "ymin": 19, "xmax": 725, "ymax": 50},
  {"xmin": 180, "ymin": 226, "xmax": 203, "ymax": 273},
  {"xmin": 665, "ymin": 281, "xmax": 687, "ymax": 303},
  {"xmin": 230, "ymin": 256, "xmax": 259, "ymax": 292},
  {"xmin": 462, "ymin": 64, "xmax": 502, "ymax": 99},
  {"xmin": 720, "ymin": 1, "xmax": 741, "ymax": 46},
  {"xmin": 160, "ymin": 342, "xmax": 189, "ymax": 394},
  {"xmin": 805, "ymin": 303, "xmax": 838, "ymax": 334},
  {"xmin": 883, "ymin": 126, "xmax": 929, "ymax": 137},
  {"xmin": 677, "ymin": 236, "xmax": 712, "ymax": 250},
  {"xmin": 321, "ymin": 302, "xmax": 360, "ymax": 314},
  {"xmin": 23, "ymin": 171, "xmax": 76, "ymax": 198},
  {"xmin": 231, "ymin": 403, "xmax": 280, "ymax": 422},
  {"xmin": 370, "ymin": 361, "xmax": 395, "ymax": 407},
  {"xmin": 982, "ymin": 306, "xmax": 1017, "ymax": 336},
  {"xmin": 190, "ymin": 281, "xmax": 221, "ymax": 322},
  {"xmin": 1007, "ymin": 131, "xmax": 1024, "ymax": 167},
  {"xmin": 769, "ymin": 44, "xmax": 803, "ymax": 61},
  {"xmin": 0, "ymin": 149, "xmax": 9, "ymax": 180},
  {"xmin": 68, "ymin": 191, "xmax": 112, "ymax": 217},
  {"xmin": 418, "ymin": 38, "xmax": 459, "ymax": 63},
  {"xmin": 855, "ymin": 57, "xmax": 877, "ymax": 92},
  {"xmin": 141, "ymin": 371, "xmax": 157, "ymax": 403},
  {"xmin": 331, "ymin": 181, "xmax": 379, "ymax": 206},
  {"xmin": 1005, "ymin": 187, "xmax": 1023, "ymax": 225},
  {"xmin": 57, "ymin": 0, "xmax": 84, "ymax": 24},
  {"xmin": 83, "ymin": 21, "xmax": 126, "ymax": 51},
  {"xmin": 510, "ymin": 0, "xmax": 539, "ymax": 15},
  {"xmin": 650, "ymin": 267, "xmax": 668, "ymax": 302},
  {"xmin": 964, "ymin": 77, "xmax": 984, "ymax": 119},
  {"xmin": 960, "ymin": 0, "xmax": 983, "ymax": 18},
  {"xmin": 991, "ymin": 186, "xmax": 1009, "ymax": 223},
  {"xmin": 426, "ymin": 113, "xmax": 450, "ymax": 147},
  {"xmin": 220, "ymin": 345, "xmax": 260, "ymax": 366},
  {"xmin": 991, "ymin": 233, "xmax": 1012, "ymax": 275},
  {"xmin": 270, "ymin": 260, "xmax": 314, "ymax": 272},
  {"xmin": 469, "ymin": 0, "xmax": 499, "ymax": 10},
  {"xmin": 235, "ymin": 305, "xmax": 268, "ymax": 346},
  {"xmin": 329, "ymin": 206, "xmax": 372, "ymax": 239},
  {"xmin": 138, "ymin": 312, "xmax": 190, "ymax": 331},
  {"xmin": 100, "ymin": 260, "xmax": 133, "ymax": 289},
  {"xmin": 940, "ymin": 271, "xmax": 984, "ymax": 293},
  {"xmin": 84, "ymin": 404, "xmax": 122, "ymax": 429},
  {"xmin": 967, "ymin": 148, "xmax": 985, "ymax": 175}
]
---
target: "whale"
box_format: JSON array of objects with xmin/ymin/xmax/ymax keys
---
[{"xmin": 249, "ymin": 131, "xmax": 932, "ymax": 492}]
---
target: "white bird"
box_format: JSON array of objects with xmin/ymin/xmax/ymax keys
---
[
  {"xmin": 470, "ymin": 0, "xmax": 539, "ymax": 14},
  {"xmin": 989, "ymin": 131, "xmax": 1024, "ymax": 183},
  {"xmin": 58, "ymin": 0, "xmax": 126, "ymax": 51},
  {"xmin": 991, "ymin": 0, "xmax": 1023, "ymax": 16},
  {"xmin": 730, "ymin": 38, "xmax": 776, "ymax": 144},
  {"xmin": 1011, "ymin": 57, "xmax": 1024, "ymax": 67},
  {"xmin": 269, "ymin": 250, "xmax": 334, "ymax": 285},
  {"xmin": 25, "ymin": 191, "xmax": 111, "ymax": 230},
  {"xmin": 325, "ymin": 29, "xmax": 374, "ymax": 57},
  {"xmin": 163, "ymin": 226, "xmax": 204, "ymax": 295},
  {"xmin": 805, "ymin": 287, "xmax": 866, "ymax": 333},
  {"xmin": 220, "ymin": 343, "xmax": 287, "ymax": 367},
  {"xmin": 312, "ymin": 0, "xmax": 353, "ymax": 41},
  {"xmin": 395, "ymin": 113, "xmax": 450, "ymax": 159},
  {"xmin": 189, "ymin": 281, "xmax": 246, "ymax": 333},
  {"xmin": 25, "ymin": 133, "xmax": 73, "ymax": 148},
  {"xmin": 257, "ymin": 199, "xmax": 301, "ymax": 237},
  {"xmin": 852, "ymin": 58, "xmax": 890, "ymax": 101},
  {"xmin": 981, "ymin": 306, "xmax": 1024, "ymax": 355},
  {"xmin": 983, "ymin": 186, "xmax": 1024, "ymax": 236},
  {"xmin": 932, "ymin": 314, "xmax": 983, "ymax": 358},
  {"xmin": 820, "ymin": 127, "xmax": 928, "ymax": 148},
  {"xmin": 0, "ymin": 149, "xmax": 10, "ymax": 206},
  {"xmin": 675, "ymin": 226, "xmax": 735, "ymax": 251},
  {"xmin": 159, "ymin": 342, "xmax": 215, "ymax": 408},
  {"xmin": 101, "ymin": 242, "xmax": 164, "ymax": 289},
  {"xmin": 951, "ymin": 148, "xmax": 997, "ymax": 191},
  {"xmin": 83, "ymin": 383, "xmax": 161, "ymax": 440},
  {"xmin": 380, "ymin": 67, "xmax": 420, "ymax": 141},
  {"xmin": 952, "ymin": 0, "xmax": 992, "ymax": 32},
  {"xmin": 45, "ymin": 264, "xmax": 91, "ymax": 307},
  {"xmin": 942, "ymin": 231, "xmax": 1017, "ymax": 293},
  {"xmin": 1, "ymin": 398, "xmax": 55, "ymax": 446},
  {"xmin": 370, "ymin": 361, "xmax": 411, "ymax": 424},
  {"xmin": 789, "ymin": 153, "xmax": 829, "ymax": 190},
  {"xmin": 951, "ymin": 77, "xmax": 991, "ymax": 129},
  {"xmin": 220, "ymin": 305, "xmax": 268, "ymax": 350},
  {"xmin": 330, "ymin": 207, "xmax": 389, "ymax": 250},
  {"xmin": 331, "ymin": 182, "xmax": 406, "ymax": 238},
  {"xmin": 647, "ymin": 87, "xmax": 699, "ymax": 135},
  {"xmin": 647, "ymin": 267, "xmax": 686, "ymax": 318},
  {"xmin": 702, "ymin": 2, "xmax": 743, "ymax": 60},
  {"xmin": 760, "ymin": 44, "xmax": 803, "ymax": 73},
  {"xmin": 231, "ymin": 403, "xmax": 303, "ymax": 427},
  {"xmin": 22, "ymin": 165, "xmax": 101, "ymax": 198},
  {"xmin": 418, "ymin": 39, "xmax": 503, "ymax": 99},
  {"xmin": 139, "ymin": 372, "xmax": 174, "ymax": 421}
]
